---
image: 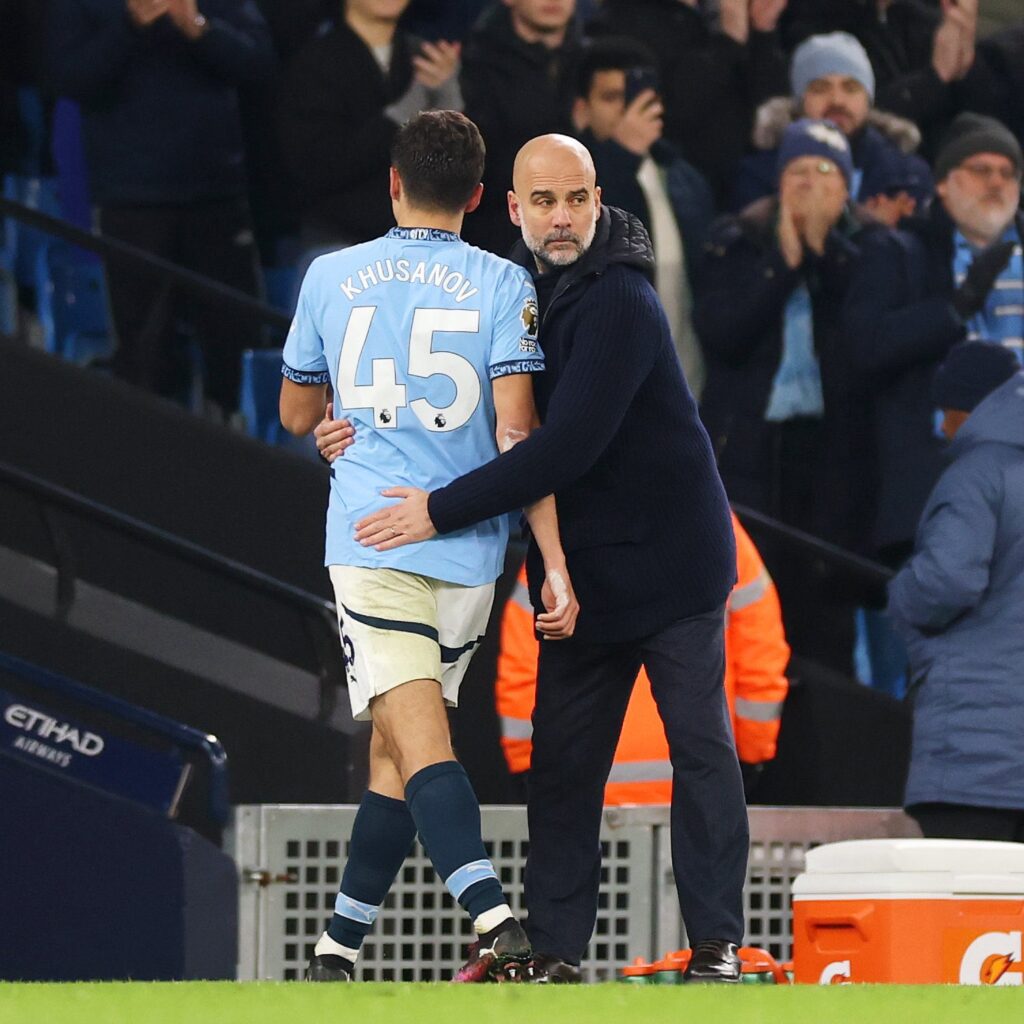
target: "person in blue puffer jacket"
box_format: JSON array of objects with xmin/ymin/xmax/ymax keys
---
[{"xmin": 889, "ymin": 341, "xmax": 1024, "ymax": 842}]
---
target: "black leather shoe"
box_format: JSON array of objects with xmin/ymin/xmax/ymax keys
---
[
  {"xmin": 528, "ymin": 954, "xmax": 583, "ymax": 984},
  {"xmin": 682, "ymin": 940, "xmax": 742, "ymax": 984},
  {"xmin": 306, "ymin": 953, "xmax": 353, "ymax": 981}
]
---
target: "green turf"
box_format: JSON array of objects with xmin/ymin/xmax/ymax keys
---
[{"xmin": 0, "ymin": 982, "xmax": 1018, "ymax": 1024}]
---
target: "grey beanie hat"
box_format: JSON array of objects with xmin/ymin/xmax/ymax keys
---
[
  {"xmin": 791, "ymin": 32, "xmax": 875, "ymax": 103},
  {"xmin": 933, "ymin": 112, "xmax": 1024, "ymax": 182}
]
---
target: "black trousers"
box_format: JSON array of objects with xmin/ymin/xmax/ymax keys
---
[
  {"xmin": 908, "ymin": 802, "xmax": 1024, "ymax": 843},
  {"xmin": 524, "ymin": 605, "xmax": 749, "ymax": 964},
  {"xmin": 98, "ymin": 198, "xmax": 263, "ymax": 412}
]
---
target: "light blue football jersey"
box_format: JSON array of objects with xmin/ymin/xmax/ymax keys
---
[{"xmin": 283, "ymin": 227, "xmax": 544, "ymax": 586}]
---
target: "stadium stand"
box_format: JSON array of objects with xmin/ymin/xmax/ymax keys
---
[
  {"xmin": 0, "ymin": 338, "xmax": 370, "ymax": 811},
  {"xmin": 3, "ymin": 0, "xmax": 1023, "ymax": 989}
]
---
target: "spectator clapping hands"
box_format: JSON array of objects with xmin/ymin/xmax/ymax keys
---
[
  {"xmin": 126, "ymin": 0, "xmax": 168, "ymax": 28},
  {"xmin": 778, "ymin": 157, "xmax": 848, "ymax": 266},
  {"xmin": 720, "ymin": 0, "xmax": 789, "ymax": 45},
  {"xmin": 165, "ymin": 0, "xmax": 207, "ymax": 40},
  {"xmin": 126, "ymin": 0, "xmax": 207, "ymax": 39},
  {"xmin": 932, "ymin": 0, "xmax": 978, "ymax": 83},
  {"xmin": 749, "ymin": 0, "xmax": 789, "ymax": 34}
]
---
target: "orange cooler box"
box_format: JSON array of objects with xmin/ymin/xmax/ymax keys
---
[{"xmin": 792, "ymin": 839, "xmax": 1024, "ymax": 985}]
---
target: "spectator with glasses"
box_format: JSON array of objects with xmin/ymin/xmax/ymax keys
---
[{"xmin": 843, "ymin": 112, "xmax": 1024, "ymax": 568}]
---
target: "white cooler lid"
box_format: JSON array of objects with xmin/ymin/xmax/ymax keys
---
[
  {"xmin": 804, "ymin": 839, "xmax": 1024, "ymax": 874},
  {"xmin": 792, "ymin": 839, "xmax": 1024, "ymax": 898}
]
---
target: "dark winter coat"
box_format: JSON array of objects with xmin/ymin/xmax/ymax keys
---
[
  {"xmin": 401, "ymin": 0, "xmax": 491, "ymax": 42},
  {"xmin": 592, "ymin": 0, "xmax": 789, "ymax": 203},
  {"xmin": 730, "ymin": 98, "xmax": 932, "ymax": 212},
  {"xmin": 956, "ymin": 21, "xmax": 1024, "ymax": 152},
  {"xmin": 1, "ymin": 0, "xmax": 46, "ymax": 175},
  {"xmin": 840, "ymin": 205, "xmax": 1024, "ymax": 556},
  {"xmin": 694, "ymin": 197, "xmax": 874, "ymax": 549},
  {"xmin": 276, "ymin": 21, "xmax": 419, "ymax": 245},
  {"xmin": 47, "ymin": 0, "xmax": 274, "ymax": 206},
  {"xmin": 429, "ymin": 206, "xmax": 736, "ymax": 642},
  {"xmin": 276, "ymin": 21, "xmax": 418, "ymax": 245},
  {"xmin": 889, "ymin": 373, "xmax": 1024, "ymax": 812},
  {"xmin": 460, "ymin": 3, "xmax": 582, "ymax": 255},
  {"xmin": 252, "ymin": 0, "xmax": 334, "ymax": 59},
  {"xmin": 581, "ymin": 131, "xmax": 715, "ymax": 287}
]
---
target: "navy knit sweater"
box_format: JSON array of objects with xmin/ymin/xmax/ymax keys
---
[{"xmin": 429, "ymin": 206, "xmax": 735, "ymax": 642}]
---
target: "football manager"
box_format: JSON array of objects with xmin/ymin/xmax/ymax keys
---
[{"xmin": 345, "ymin": 134, "xmax": 748, "ymax": 983}]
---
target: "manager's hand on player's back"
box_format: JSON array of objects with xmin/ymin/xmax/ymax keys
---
[
  {"xmin": 354, "ymin": 492, "xmax": 580, "ymax": 640},
  {"xmin": 356, "ymin": 488, "xmax": 437, "ymax": 549}
]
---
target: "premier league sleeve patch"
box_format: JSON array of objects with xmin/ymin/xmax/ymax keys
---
[
  {"xmin": 520, "ymin": 296, "xmax": 539, "ymax": 338},
  {"xmin": 491, "ymin": 272, "xmax": 544, "ymax": 374},
  {"xmin": 519, "ymin": 296, "xmax": 539, "ymax": 353}
]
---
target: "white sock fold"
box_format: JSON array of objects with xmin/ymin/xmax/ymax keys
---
[
  {"xmin": 473, "ymin": 904, "xmax": 514, "ymax": 936},
  {"xmin": 314, "ymin": 931, "xmax": 360, "ymax": 963}
]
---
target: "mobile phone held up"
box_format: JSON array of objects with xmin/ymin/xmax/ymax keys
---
[{"xmin": 624, "ymin": 66, "xmax": 659, "ymax": 106}]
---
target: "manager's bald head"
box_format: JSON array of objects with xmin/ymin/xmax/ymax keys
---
[
  {"xmin": 509, "ymin": 134, "xmax": 602, "ymax": 272},
  {"xmin": 512, "ymin": 134, "xmax": 597, "ymax": 195}
]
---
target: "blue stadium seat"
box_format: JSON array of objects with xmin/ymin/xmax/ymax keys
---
[
  {"xmin": 3, "ymin": 173, "xmax": 62, "ymax": 288},
  {"xmin": 0, "ymin": 262, "xmax": 13, "ymax": 333},
  {"xmin": 0, "ymin": 199, "xmax": 18, "ymax": 334},
  {"xmin": 239, "ymin": 348, "xmax": 318, "ymax": 458},
  {"xmin": 51, "ymin": 98, "xmax": 92, "ymax": 230},
  {"xmin": 17, "ymin": 87, "xmax": 48, "ymax": 176},
  {"xmin": 263, "ymin": 264, "xmax": 299, "ymax": 314},
  {"xmin": 35, "ymin": 243, "xmax": 113, "ymax": 364}
]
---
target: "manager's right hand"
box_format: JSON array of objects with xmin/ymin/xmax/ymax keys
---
[
  {"xmin": 314, "ymin": 405, "xmax": 356, "ymax": 462},
  {"xmin": 537, "ymin": 565, "xmax": 579, "ymax": 640}
]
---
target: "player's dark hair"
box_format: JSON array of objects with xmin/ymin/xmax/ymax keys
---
[
  {"xmin": 576, "ymin": 37, "xmax": 658, "ymax": 99},
  {"xmin": 391, "ymin": 111, "xmax": 486, "ymax": 214}
]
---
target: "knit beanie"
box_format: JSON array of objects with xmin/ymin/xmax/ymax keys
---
[
  {"xmin": 791, "ymin": 32, "xmax": 875, "ymax": 103},
  {"xmin": 859, "ymin": 147, "xmax": 932, "ymax": 206},
  {"xmin": 777, "ymin": 118, "xmax": 855, "ymax": 187},
  {"xmin": 932, "ymin": 341, "xmax": 1020, "ymax": 412},
  {"xmin": 933, "ymin": 112, "xmax": 1024, "ymax": 182}
]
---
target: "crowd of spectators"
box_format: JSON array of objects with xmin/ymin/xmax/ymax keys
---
[{"xmin": 3, "ymin": 0, "xmax": 1024, "ymax": 687}]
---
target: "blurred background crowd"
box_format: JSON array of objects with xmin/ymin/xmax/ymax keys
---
[{"xmin": 2, "ymin": 1, "xmax": 1024, "ymax": 815}]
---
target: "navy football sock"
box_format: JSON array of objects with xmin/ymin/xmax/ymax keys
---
[
  {"xmin": 325, "ymin": 790, "xmax": 417, "ymax": 953},
  {"xmin": 405, "ymin": 760, "xmax": 508, "ymax": 922}
]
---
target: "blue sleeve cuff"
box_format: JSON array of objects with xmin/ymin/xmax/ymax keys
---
[
  {"xmin": 489, "ymin": 359, "xmax": 546, "ymax": 380},
  {"xmin": 282, "ymin": 362, "xmax": 330, "ymax": 386}
]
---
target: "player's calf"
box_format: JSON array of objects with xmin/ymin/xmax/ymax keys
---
[
  {"xmin": 307, "ymin": 789, "xmax": 416, "ymax": 982},
  {"xmin": 403, "ymin": 760, "xmax": 529, "ymax": 978}
]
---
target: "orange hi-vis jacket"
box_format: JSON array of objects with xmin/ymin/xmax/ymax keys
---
[{"xmin": 495, "ymin": 513, "xmax": 790, "ymax": 804}]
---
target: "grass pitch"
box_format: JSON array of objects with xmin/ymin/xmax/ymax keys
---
[{"xmin": 0, "ymin": 982, "xmax": 1017, "ymax": 1024}]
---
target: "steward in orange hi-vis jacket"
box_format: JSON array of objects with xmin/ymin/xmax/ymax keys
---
[{"xmin": 496, "ymin": 513, "xmax": 790, "ymax": 804}]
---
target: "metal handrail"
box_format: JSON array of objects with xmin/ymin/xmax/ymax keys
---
[
  {"xmin": 0, "ymin": 649, "xmax": 230, "ymax": 825},
  {"xmin": 731, "ymin": 502, "xmax": 895, "ymax": 587},
  {"xmin": 0, "ymin": 196, "xmax": 291, "ymax": 330},
  {"xmin": 0, "ymin": 459, "xmax": 334, "ymax": 615},
  {"xmin": 0, "ymin": 459, "xmax": 344, "ymax": 722}
]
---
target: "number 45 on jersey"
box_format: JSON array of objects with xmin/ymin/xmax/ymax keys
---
[{"xmin": 339, "ymin": 307, "xmax": 482, "ymax": 433}]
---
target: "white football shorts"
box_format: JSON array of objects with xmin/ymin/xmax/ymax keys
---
[{"xmin": 329, "ymin": 564, "xmax": 495, "ymax": 722}]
